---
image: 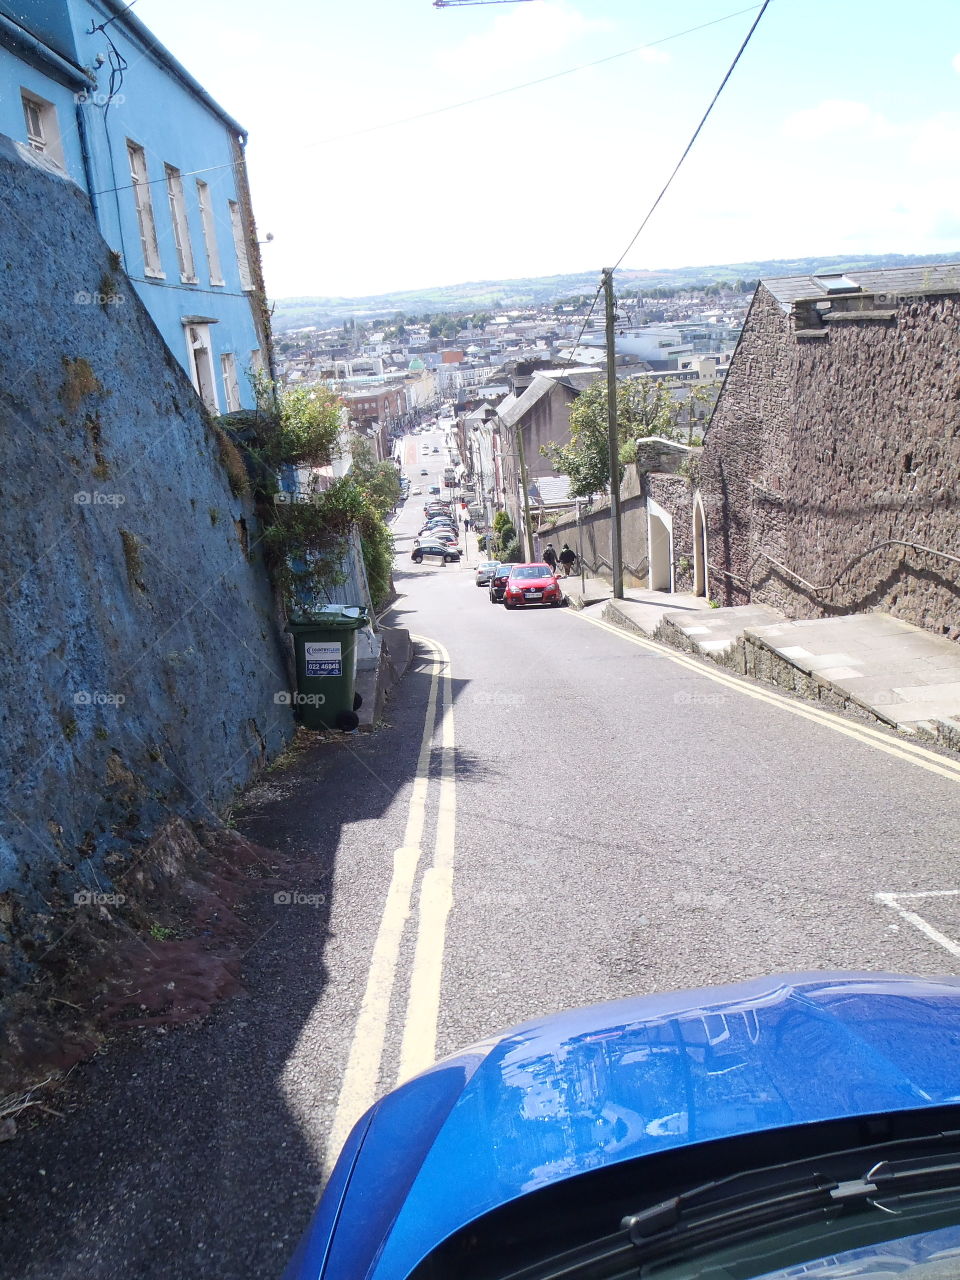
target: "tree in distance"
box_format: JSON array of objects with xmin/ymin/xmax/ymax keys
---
[{"xmin": 543, "ymin": 378, "xmax": 714, "ymax": 498}]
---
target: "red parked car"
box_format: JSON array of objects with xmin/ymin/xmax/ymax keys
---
[{"xmin": 503, "ymin": 563, "xmax": 564, "ymax": 609}]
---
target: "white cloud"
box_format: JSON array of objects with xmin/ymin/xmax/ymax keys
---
[
  {"xmin": 441, "ymin": 1, "xmax": 614, "ymax": 74},
  {"xmin": 781, "ymin": 99, "xmax": 878, "ymax": 140},
  {"xmin": 952, "ymin": 52, "xmax": 960, "ymax": 73}
]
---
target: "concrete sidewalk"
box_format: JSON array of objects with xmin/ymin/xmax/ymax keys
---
[
  {"xmin": 657, "ymin": 604, "xmax": 786, "ymax": 667},
  {"xmin": 565, "ymin": 574, "xmax": 713, "ymax": 637},
  {"xmin": 623, "ymin": 598, "xmax": 960, "ymax": 751},
  {"xmin": 742, "ymin": 613, "xmax": 960, "ymax": 745}
]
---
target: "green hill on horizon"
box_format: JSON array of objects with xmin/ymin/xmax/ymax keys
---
[{"xmin": 272, "ymin": 252, "xmax": 960, "ymax": 331}]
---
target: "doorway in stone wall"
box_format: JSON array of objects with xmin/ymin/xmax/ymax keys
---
[
  {"xmin": 648, "ymin": 499, "xmax": 673, "ymax": 592},
  {"xmin": 693, "ymin": 494, "xmax": 708, "ymax": 596}
]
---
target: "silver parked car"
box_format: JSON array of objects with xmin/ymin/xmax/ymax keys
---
[{"xmin": 475, "ymin": 559, "xmax": 500, "ymax": 586}]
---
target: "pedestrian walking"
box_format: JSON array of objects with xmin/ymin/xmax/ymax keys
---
[
  {"xmin": 464, "ymin": 517, "xmax": 471, "ymax": 533},
  {"xmin": 542, "ymin": 543, "xmax": 558, "ymax": 573},
  {"xmin": 558, "ymin": 544, "xmax": 576, "ymax": 577}
]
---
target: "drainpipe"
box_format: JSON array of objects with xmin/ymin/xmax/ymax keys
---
[{"xmin": 74, "ymin": 103, "xmax": 100, "ymax": 222}]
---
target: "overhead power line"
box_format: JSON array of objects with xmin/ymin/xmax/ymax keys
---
[
  {"xmin": 612, "ymin": 0, "xmax": 773, "ymax": 272},
  {"xmin": 90, "ymin": 4, "xmax": 763, "ymax": 198},
  {"xmin": 434, "ymin": 0, "xmax": 535, "ymax": 7}
]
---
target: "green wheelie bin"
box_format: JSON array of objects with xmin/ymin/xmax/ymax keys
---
[{"xmin": 287, "ymin": 605, "xmax": 369, "ymax": 731}]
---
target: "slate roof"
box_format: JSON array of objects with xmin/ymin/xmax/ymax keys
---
[
  {"xmin": 762, "ymin": 263, "xmax": 960, "ymax": 309},
  {"xmin": 495, "ymin": 378, "xmax": 555, "ymax": 430}
]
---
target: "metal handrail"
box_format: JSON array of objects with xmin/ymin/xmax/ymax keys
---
[{"xmin": 711, "ymin": 538, "xmax": 960, "ymax": 599}]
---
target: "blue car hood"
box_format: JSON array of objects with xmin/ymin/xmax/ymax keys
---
[{"xmin": 296, "ymin": 972, "xmax": 960, "ymax": 1280}]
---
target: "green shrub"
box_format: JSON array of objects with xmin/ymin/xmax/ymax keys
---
[
  {"xmin": 255, "ymin": 378, "xmax": 343, "ymax": 468},
  {"xmin": 263, "ymin": 476, "xmax": 394, "ymax": 612}
]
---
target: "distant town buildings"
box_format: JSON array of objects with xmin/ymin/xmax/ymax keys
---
[{"xmin": 271, "ymin": 286, "xmax": 749, "ymax": 487}]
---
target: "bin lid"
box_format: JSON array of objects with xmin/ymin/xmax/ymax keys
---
[{"xmin": 287, "ymin": 604, "xmax": 369, "ymax": 632}]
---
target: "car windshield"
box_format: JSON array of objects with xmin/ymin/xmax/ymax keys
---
[{"xmin": 512, "ymin": 565, "xmax": 552, "ymax": 578}]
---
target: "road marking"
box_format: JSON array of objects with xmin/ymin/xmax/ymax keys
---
[
  {"xmin": 876, "ymin": 891, "xmax": 960, "ymax": 959},
  {"xmin": 396, "ymin": 639, "xmax": 456, "ymax": 1084},
  {"xmin": 325, "ymin": 639, "xmax": 441, "ymax": 1165},
  {"xmin": 570, "ymin": 610, "xmax": 960, "ymax": 785}
]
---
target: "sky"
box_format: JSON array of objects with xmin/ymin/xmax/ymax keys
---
[{"xmin": 132, "ymin": 0, "xmax": 960, "ymax": 301}]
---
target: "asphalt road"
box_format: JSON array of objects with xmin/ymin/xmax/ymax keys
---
[{"xmin": 4, "ymin": 423, "xmax": 960, "ymax": 1278}]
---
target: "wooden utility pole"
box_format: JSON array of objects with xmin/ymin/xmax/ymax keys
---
[{"xmin": 603, "ymin": 268, "xmax": 624, "ymax": 599}]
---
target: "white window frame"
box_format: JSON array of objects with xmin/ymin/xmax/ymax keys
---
[
  {"xmin": 228, "ymin": 199, "xmax": 254, "ymax": 291},
  {"xmin": 220, "ymin": 352, "xmax": 241, "ymax": 412},
  {"xmin": 165, "ymin": 164, "xmax": 197, "ymax": 283},
  {"xmin": 21, "ymin": 90, "xmax": 65, "ymax": 167},
  {"xmin": 126, "ymin": 141, "xmax": 164, "ymax": 278},
  {"xmin": 196, "ymin": 179, "xmax": 224, "ymax": 286},
  {"xmin": 184, "ymin": 322, "xmax": 220, "ymax": 414},
  {"xmin": 249, "ymin": 349, "xmax": 265, "ymax": 375}
]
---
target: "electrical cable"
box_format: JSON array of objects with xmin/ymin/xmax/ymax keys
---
[
  {"xmin": 89, "ymin": 4, "xmax": 763, "ymax": 198},
  {"xmin": 611, "ymin": 0, "xmax": 772, "ymax": 272}
]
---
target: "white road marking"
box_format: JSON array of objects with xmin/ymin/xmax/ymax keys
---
[
  {"xmin": 396, "ymin": 639, "xmax": 456, "ymax": 1084},
  {"xmin": 325, "ymin": 639, "xmax": 442, "ymax": 1166},
  {"xmin": 876, "ymin": 891, "xmax": 960, "ymax": 960}
]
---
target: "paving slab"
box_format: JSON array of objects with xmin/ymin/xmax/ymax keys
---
[
  {"xmin": 565, "ymin": 576, "xmax": 712, "ymax": 636},
  {"xmin": 745, "ymin": 612, "xmax": 960, "ymax": 735},
  {"xmin": 657, "ymin": 603, "xmax": 785, "ymax": 664}
]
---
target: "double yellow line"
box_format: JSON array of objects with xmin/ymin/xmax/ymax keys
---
[
  {"xmin": 572, "ymin": 610, "xmax": 960, "ymax": 784},
  {"xmin": 326, "ymin": 636, "xmax": 456, "ymax": 1167}
]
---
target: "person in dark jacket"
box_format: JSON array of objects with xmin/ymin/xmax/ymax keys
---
[
  {"xmin": 542, "ymin": 543, "xmax": 557, "ymax": 572},
  {"xmin": 558, "ymin": 544, "xmax": 576, "ymax": 576}
]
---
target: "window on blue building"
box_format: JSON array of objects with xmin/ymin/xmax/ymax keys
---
[
  {"xmin": 127, "ymin": 141, "xmax": 163, "ymax": 278},
  {"xmin": 21, "ymin": 91, "xmax": 64, "ymax": 167},
  {"xmin": 165, "ymin": 165, "xmax": 197, "ymax": 284},
  {"xmin": 196, "ymin": 180, "xmax": 224, "ymax": 286},
  {"xmin": 220, "ymin": 353, "xmax": 241, "ymax": 412},
  {"xmin": 229, "ymin": 200, "xmax": 254, "ymax": 291}
]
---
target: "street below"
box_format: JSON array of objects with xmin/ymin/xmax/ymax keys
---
[{"xmin": 3, "ymin": 426, "xmax": 960, "ymax": 1279}]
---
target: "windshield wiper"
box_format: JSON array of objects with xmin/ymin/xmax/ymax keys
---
[
  {"xmin": 498, "ymin": 1132, "xmax": 960, "ymax": 1280},
  {"xmin": 621, "ymin": 1142, "xmax": 960, "ymax": 1263}
]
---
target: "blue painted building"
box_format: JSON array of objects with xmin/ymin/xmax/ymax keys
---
[{"xmin": 0, "ymin": 0, "xmax": 271, "ymax": 410}]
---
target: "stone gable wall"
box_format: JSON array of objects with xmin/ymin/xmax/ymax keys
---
[{"xmin": 699, "ymin": 284, "xmax": 960, "ymax": 635}]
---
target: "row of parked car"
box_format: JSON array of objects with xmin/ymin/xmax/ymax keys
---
[
  {"xmin": 477, "ymin": 560, "xmax": 566, "ymax": 608},
  {"xmin": 411, "ymin": 500, "xmax": 462, "ymax": 565}
]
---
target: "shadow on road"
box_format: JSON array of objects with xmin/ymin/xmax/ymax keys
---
[{"xmin": 0, "ymin": 645, "xmax": 481, "ymax": 1280}]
